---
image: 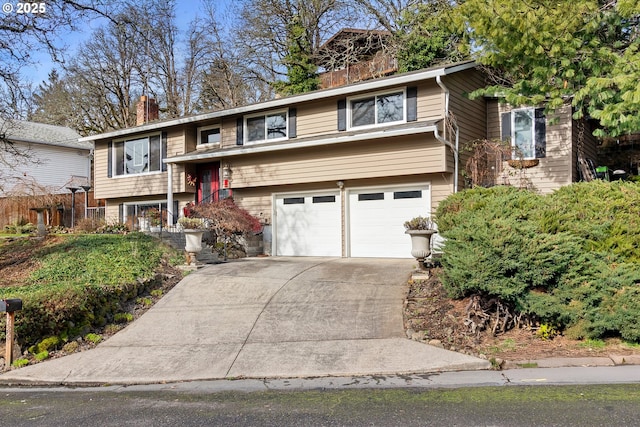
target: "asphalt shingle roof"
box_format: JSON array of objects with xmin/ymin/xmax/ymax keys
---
[{"xmin": 1, "ymin": 119, "xmax": 90, "ymax": 150}]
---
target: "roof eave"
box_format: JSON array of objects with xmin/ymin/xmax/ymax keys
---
[
  {"xmin": 165, "ymin": 123, "xmax": 439, "ymax": 164},
  {"xmin": 80, "ymin": 61, "xmax": 476, "ymax": 143}
]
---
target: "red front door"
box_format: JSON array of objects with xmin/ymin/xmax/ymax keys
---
[{"xmin": 196, "ymin": 162, "xmax": 220, "ymax": 204}]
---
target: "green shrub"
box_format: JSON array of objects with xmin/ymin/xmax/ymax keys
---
[
  {"xmin": 84, "ymin": 333, "xmax": 102, "ymax": 344},
  {"xmin": 114, "ymin": 313, "xmax": 134, "ymax": 323},
  {"xmin": 34, "ymin": 350, "xmax": 49, "ymax": 361},
  {"xmin": 0, "ymin": 234, "xmax": 182, "ymax": 347},
  {"xmin": 435, "ymin": 182, "xmax": 640, "ymax": 342},
  {"xmin": 12, "ymin": 358, "xmax": 29, "ymax": 368}
]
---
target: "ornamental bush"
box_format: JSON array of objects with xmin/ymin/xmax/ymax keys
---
[{"xmin": 435, "ymin": 181, "xmax": 640, "ymax": 341}]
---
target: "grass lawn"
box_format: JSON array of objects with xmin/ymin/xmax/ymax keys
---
[{"xmin": 0, "ymin": 233, "xmax": 183, "ymax": 351}]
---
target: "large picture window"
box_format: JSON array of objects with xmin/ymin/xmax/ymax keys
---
[
  {"xmin": 112, "ymin": 134, "xmax": 163, "ymax": 176},
  {"xmin": 245, "ymin": 110, "xmax": 288, "ymax": 144},
  {"xmin": 501, "ymin": 108, "xmax": 546, "ymax": 159},
  {"xmin": 349, "ymin": 90, "xmax": 405, "ymax": 129}
]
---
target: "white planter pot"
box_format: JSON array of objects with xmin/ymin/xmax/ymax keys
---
[
  {"xmin": 405, "ymin": 229, "xmax": 436, "ymax": 264},
  {"xmin": 183, "ymin": 229, "xmax": 204, "ymax": 265}
]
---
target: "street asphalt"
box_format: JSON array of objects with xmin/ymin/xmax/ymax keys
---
[{"xmin": 0, "ymin": 257, "xmax": 493, "ymax": 386}]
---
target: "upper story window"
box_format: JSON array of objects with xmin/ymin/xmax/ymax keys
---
[
  {"xmin": 198, "ymin": 125, "xmax": 221, "ymax": 147},
  {"xmin": 348, "ymin": 89, "xmax": 406, "ymax": 129},
  {"xmin": 109, "ymin": 133, "xmax": 165, "ymax": 177},
  {"xmin": 501, "ymin": 108, "xmax": 546, "ymax": 159},
  {"xmin": 245, "ymin": 110, "xmax": 288, "ymax": 144}
]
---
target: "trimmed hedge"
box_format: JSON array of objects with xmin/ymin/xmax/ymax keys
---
[
  {"xmin": 435, "ymin": 181, "xmax": 640, "ymax": 341},
  {"xmin": 0, "ymin": 233, "xmax": 180, "ymax": 347}
]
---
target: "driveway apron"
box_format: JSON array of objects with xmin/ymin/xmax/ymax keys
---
[{"xmin": 0, "ymin": 258, "xmax": 489, "ymax": 385}]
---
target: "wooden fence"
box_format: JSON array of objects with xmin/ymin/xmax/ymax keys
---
[{"xmin": 0, "ymin": 191, "xmax": 104, "ymax": 229}]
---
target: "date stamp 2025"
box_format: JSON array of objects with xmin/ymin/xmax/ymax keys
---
[{"xmin": 2, "ymin": 2, "xmax": 46, "ymax": 15}]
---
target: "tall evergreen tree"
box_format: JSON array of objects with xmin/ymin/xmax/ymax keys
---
[{"xmin": 454, "ymin": 0, "xmax": 640, "ymax": 137}]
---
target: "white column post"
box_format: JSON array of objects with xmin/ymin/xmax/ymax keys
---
[{"xmin": 166, "ymin": 163, "xmax": 174, "ymax": 226}]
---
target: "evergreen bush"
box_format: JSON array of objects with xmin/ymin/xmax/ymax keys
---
[{"xmin": 435, "ymin": 182, "xmax": 640, "ymax": 341}]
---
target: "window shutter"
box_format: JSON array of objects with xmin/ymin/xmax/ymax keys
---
[
  {"xmin": 107, "ymin": 141, "xmax": 113, "ymax": 178},
  {"xmin": 337, "ymin": 99, "xmax": 347, "ymax": 131},
  {"xmin": 500, "ymin": 112, "xmax": 511, "ymax": 142},
  {"xmin": 118, "ymin": 204, "xmax": 123, "ymax": 223},
  {"xmin": 406, "ymin": 86, "xmax": 418, "ymax": 122},
  {"xmin": 288, "ymin": 108, "xmax": 297, "ymax": 138},
  {"xmin": 534, "ymin": 108, "xmax": 546, "ymax": 158},
  {"xmin": 236, "ymin": 117, "xmax": 244, "ymax": 145},
  {"xmin": 161, "ymin": 132, "xmax": 167, "ymax": 171}
]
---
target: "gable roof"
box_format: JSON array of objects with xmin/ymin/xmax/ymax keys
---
[
  {"xmin": 80, "ymin": 60, "xmax": 477, "ymax": 143},
  {"xmin": 1, "ymin": 120, "xmax": 89, "ymax": 150}
]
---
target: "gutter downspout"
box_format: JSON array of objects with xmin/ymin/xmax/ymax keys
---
[{"xmin": 435, "ymin": 75, "xmax": 460, "ymax": 193}]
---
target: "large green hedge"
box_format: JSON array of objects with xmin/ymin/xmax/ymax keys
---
[
  {"xmin": 0, "ymin": 233, "xmax": 181, "ymax": 346},
  {"xmin": 435, "ymin": 181, "xmax": 640, "ymax": 341}
]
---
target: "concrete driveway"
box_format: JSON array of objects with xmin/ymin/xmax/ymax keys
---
[{"xmin": 0, "ymin": 258, "xmax": 489, "ymax": 385}]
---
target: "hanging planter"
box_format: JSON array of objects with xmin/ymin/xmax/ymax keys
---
[{"xmin": 507, "ymin": 159, "xmax": 539, "ymax": 169}]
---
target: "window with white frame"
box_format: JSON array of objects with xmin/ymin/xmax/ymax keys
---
[
  {"xmin": 198, "ymin": 125, "xmax": 221, "ymax": 146},
  {"xmin": 245, "ymin": 110, "xmax": 288, "ymax": 144},
  {"xmin": 501, "ymin": 108, "xmax": 546, "ymax": 159},
  {"xmin": 112, "ymin": 134, "xmax": 163, "ymax": 176},
  {"xmin": 349, "ymin": 90, "xmax": 405, "ymax": 129}
]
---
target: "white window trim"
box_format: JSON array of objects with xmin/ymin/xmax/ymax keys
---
[
  {"xmin": 347, "ymin": 87, "xmax": 407, "ymax": 131},
  {"xmin": 123, "ymin": 200, "xmax": 167, "ymax": 226},
  {"xmin": 112, "ymin": 132, "xmax": 162, "ymax": 177},
  {"xmin": 244, "ymin": 109, "xmax": 289, "ymax": 145},
  {"xmin": 197, "ymin": 124, "xmax": 221, "ymax": 149},
  {"xmin": 509, "ymin": 107, "xmax": 537, "ymax": 160}
]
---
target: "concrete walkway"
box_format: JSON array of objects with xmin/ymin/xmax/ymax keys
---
[{"xmin": 0, "ymin": 257, "xmax": 489, "ymax": 386}]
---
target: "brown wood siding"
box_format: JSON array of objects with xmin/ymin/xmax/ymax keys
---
[
  {"xmin": 230, "ymin": 136, "xmax": 447, "ymax": 188},
  {"xmin": 443, "ymin": 69, "xmax": 488, "ymax": 191},
  {"xmin": 221, "ymin": 117, "xmax": 237, "ymax": 149},
  {"xmin": 572, "ymin": 117, "xmax": 599, "ymax": 181}
]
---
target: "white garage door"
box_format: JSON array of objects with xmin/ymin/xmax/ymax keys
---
[
  {"xmin": 275, "ymin": 192, "xmax": 341, "ymax": 256},
  {"xmin": 349, "ymin": 186, "xmax": 430, "ymax": 258}
]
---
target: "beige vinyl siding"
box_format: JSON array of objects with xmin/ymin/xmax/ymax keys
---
[
  {"xmin": 230, "ymin": 135, "xmax": 447, "ymax": 188},
  {"xmin": 296, "ymin": 100, "xmax": 338, "ymax": 137},
  {"xmin": 416, "ymin": 80, "xmax": 444, "ymax": 121},
  {"xmin": 221, "ymin": 117, "xmax": 237, "ymax": 149},
  {"xmin": 495, "ymin": 104, "xmax": 574, "ymax": 194},
  {"xmin": 94, "ymin": 129, "xmax": 187, "ymax": 200}
]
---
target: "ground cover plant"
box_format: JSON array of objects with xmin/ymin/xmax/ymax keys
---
[
  {"xmin": 435, "ymin": 181, "xmax": 640, "ymax": 342},
  {"xmin": 0, "ymin": 233, "xmax": 183, "ymax": 352}
]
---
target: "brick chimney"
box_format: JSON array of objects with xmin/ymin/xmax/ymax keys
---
[{"xmin": 136, "ymin": 95, "xmax": 159, "ymax": 126}]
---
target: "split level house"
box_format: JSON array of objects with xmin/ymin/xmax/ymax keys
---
[{"xmin": 80, "ymin": 60, "xmax": 598, "ymax": 258}]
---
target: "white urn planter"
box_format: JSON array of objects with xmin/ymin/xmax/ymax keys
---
[
  {"xmin": 405, "ymin": 229, "xmax": 436, "ymax": 268},
  {"xmin": 183, "ymin": 229, "xmax": 204, "ymax": 265}
]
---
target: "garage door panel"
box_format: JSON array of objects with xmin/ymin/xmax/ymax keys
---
[
  {"xmin": 275, "ymin": 193, "xmax": 341, "ymax": 256},
  {"xmin": 349, "ymin": 187, "xmax": 429, "ymax": 258}
]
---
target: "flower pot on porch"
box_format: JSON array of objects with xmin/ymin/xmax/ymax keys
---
[{"xmin": 405, "ymin": 229, "xmax": 436, "ymax": 266}]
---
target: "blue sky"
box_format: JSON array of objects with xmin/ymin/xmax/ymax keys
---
[{"xmin": 28, "ymin": 0, "xmax": 231, "ymax": 86}]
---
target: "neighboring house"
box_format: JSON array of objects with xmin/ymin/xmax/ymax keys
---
[
  {"xmin": 0, "ymin": 120, "xmax": 91, "ymax": 197},
  {"xmin": 80, "ymin": 60, "xmax": 597, "ymax": 258},
  {"xmin": 0, "ymin": 120, "xmax": 94, "ymax": 227}
]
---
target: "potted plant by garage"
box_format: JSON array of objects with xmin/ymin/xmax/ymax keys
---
[
  {"xmin": 148, "ymin": 208, "xmax": 162, "ymax": 232},
  {"xmin": 178, "ymin": 216, "xmax": 206, "ymax": 265},
  {"xmin": 404, "ymin": 216, "xmax": 437, "ymax": 269}
]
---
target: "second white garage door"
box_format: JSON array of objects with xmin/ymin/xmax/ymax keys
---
[
  {"xmin": 275, "ymin": 192, "xmax": 341, "ymax": 256},
  {"xmin": 348, "ymin": 186, "xmax": 430, "ymax": 258}
]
